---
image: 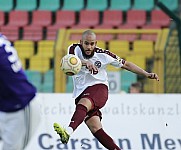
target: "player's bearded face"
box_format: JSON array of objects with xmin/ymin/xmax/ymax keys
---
[{"xmin": 81, "ymin": 35, "xmax": 97, "ymax": 59}]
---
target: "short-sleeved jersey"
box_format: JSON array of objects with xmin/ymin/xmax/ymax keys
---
[
  {"xmin": 0, "ymin": 34, "xmax": 36, "ymax": 112},
  {"xmin": 67, "ymin": 44, "xmax": 125, "ymax": 98}
]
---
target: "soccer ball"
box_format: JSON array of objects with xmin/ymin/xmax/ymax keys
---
[{"xmin": 60, "ymin": 54, "xmax": 82, "ymax": 76}]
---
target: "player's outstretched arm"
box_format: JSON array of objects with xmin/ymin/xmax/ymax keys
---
[{"xmin": 121, "ymin": 61, "xmax": 159, "ymax": 81}]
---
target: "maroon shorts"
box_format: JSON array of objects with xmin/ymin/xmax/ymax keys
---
[{"xmin": 75, "ymin": 84, "xmax": 108, "ymax": 121}]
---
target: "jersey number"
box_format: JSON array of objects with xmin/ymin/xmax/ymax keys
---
[{"xmin": 5, "ymin": 44, "xmax": 22, "ymax": 72}]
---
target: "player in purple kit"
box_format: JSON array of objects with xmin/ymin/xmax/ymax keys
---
[
  {"xmin": 54, "ymin": 30, "xmax": 159, "ymax": 150},
  {"xmin": 0, "ymin": 34, "xmax": 39, "ymax": 150}
]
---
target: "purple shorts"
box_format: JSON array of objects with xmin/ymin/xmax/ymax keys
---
[{"xmin": 75, "ymin": 84, "xmax": 108, "ymax": 121}]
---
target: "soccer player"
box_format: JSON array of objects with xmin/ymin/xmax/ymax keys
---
[
  {"xmin": 54, "ymin": 30, "xmax": 159, "ymax": 150},
  {"xmin": 0, "ymin": 34, "xmax": 39, "ymax": 150}
]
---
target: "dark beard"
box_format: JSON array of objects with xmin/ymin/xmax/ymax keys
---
[
  {"xmin": 82, "ymin": 50, "xmax": 94, "ymax": 59},
  {"xmin": 81, "ymin": 49, "xmax": 94, "ymax": 59}
]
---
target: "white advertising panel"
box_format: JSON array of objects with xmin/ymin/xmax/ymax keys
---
[{"xmin": 1, "ymin": 94, "xmax": 180, "ymax": 150}]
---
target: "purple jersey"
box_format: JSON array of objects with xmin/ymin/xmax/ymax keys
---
[{"xmin": 0, "ymin": 34, "xmax": 36, "ymax": 112}]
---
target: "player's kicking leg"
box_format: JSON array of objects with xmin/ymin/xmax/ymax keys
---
[{"xmin": 53, "ymin": 123, "xmax": 70, "ymax": 144}]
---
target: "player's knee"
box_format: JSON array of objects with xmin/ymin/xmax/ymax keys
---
[
  {"xmin": 89, "ymin": 125, "xmax": 101, "ymax": 133},
  {"xmin": 86, "ymin": 121, "xmax": 101, "ymax": 133}
]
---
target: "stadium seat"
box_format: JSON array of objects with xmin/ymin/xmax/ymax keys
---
[
  {"xmin": 117, "ymin": 33, "xmax": 138, "ymax": 42},
  {"xmin": 0, "ymin": 26, "xmax": 19, "ymax": 41},
  {"xmin": 46, "ymin": 10, "xmax": 76, "ymax": 40},
  {"xmin": 23, "ymin": 26, "xmax": 43, "ymax": 41},
  {"xmin": 141, "ymin": 23, "xmax": 161, "ymax": 42},
  {"xmin": 126, "ymin": 55, "xmax": 146, "ymax": 70},
  {"xmin": 97, "ymin": 40, "xmax": 106, "ymax": 49},
  {"xmin": 29, "ymin": 56, "xmax": 50, "ymax": 73},
  {"xmin": 96, "ymin": 10, "xmax": 123, "ymax": 29},
  {"xmin": 70, "ymin": 34, "xmax": 82, "ymax": 40},
  {"xmin": 37, "ymin": 40, "xmax": 55, "ymax": 58},
  {"xmin": 142, "ymin": 24, "xmax": 161, "ymax": 29},
  {"xmin": 62, "ymin": 0, "xmax": 84, "ymax": 11},
  {"xmin": 66, "ymin": 76, "xmax": 73, "ymax": 93},
  {"xmin": 0, "ymin": 0, "xmax": 14, "ymax": 12},
  {"xmin": 109, "ymin": 0, "xmax": 131, "ymax": 11},
  {"xmin": 133, "ymin": 0, "xmax": 154, "ymax": 11},
  {"xmin": 125, "ymin": 10, "xmax": 147, "ymax": 27},
  {"xmin": 65, "ymin": 40, "xmax": 80, "ymax": 49},
  {"xmin": 72, "ymin": 10, "xmax": 99, "ymax": 28},
  {"xmin": 38, "ymin": 0, "xmax": 61, "ymax": 11},
  {"xmin": 121, "ymin": 70, "xmax": 137, "ymax": 92},
  {"xmin": 46, "ymin": 27, "xmax": 59, "ymax": 40},
  {"xmin": 157, "ymin": 0, "xmax": 178, "ymax": 11},
  {"xmin": 109, "ymin": 40, "xmax": 130, "ymax": 57},
  {"xmin": 141, "ymin": 34, "xmax": 158, "ymax": 42},
  {"xmin": 119, "ymin": 24, "xmax": 137, "ymax": 29},
  {"xmin": 14, "ymin": 40, "xmax": 35, "ymax": 59},
  {"xmin": 16, "ymin": 0, "xmax": 37, "ymax": 11},
  {"xmin": 7, "ymin": 11, "xmax": 29, "ymax": 27},
  {"xmin": 42, "ymin": 69, "xmax": 54, "ymax": 92},
  {"xmin": 25, "ymin": 70, "xmax": 42, "ymax": 91},
  {"xmin": 19, "ymin": 58, "xmax": 26, "ymax": 69},
  {"xmin": 133, "ymin": 40, "xmax": 154, "ymax": 58},
  {"xmin": 86, "ymin": 0, "xmax": 108, "ymax": 11},
  {"xmin": 0, "ymin": 11, "xmax": 4, "ymax": 26},
  {"xmin": 30, "ymin": 10, "xmax": 52, "ymax": 27},
  {"xmin": 54, "ymin": 10, "xmax": 75, "ymax": 28},
  {"xmin": 150, "ymin": 10, "xmax": 170, "ymax": 28},
  {"xmin": 96, "ymin": 34, "xmax": 114, "ymax": 41}
]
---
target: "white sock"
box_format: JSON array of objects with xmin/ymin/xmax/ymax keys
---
[{"xmin": 66, "ymin": 127, "xmax": 73, "ymax": 135}]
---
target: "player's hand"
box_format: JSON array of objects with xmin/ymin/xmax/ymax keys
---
[
  {"xmin": 84, "ymin": 61, "xmax": 98, "ymax": 74},
  {"xmin": 147, "ymin": 73, "xmax": 159, "ymax": 81}
]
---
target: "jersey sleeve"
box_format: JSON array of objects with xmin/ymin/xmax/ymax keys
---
[
  {"xmin": 105, "ymin": 50, "xmax": 125, "ymax": 68},
  {"xmin": 67, "ymin": 44, "xmax": 79, "ymax": 56}
]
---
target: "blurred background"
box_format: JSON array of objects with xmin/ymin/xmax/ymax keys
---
[{"xmin": 0, "ymin": 0, "xmax": 180, "ymax": 94}]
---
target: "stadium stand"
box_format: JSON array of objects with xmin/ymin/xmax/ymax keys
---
[
  {"xmin": 109, "ymin": 0, "xmax": 131, "ymax": 11},
  {"xmin": 0, "ymin": 11, "xmax": 5, "ymax": 26},
  {"xmin": 6, "ymin": 10, "xmax": 29, "ymax": 27},
  {"xmin": 61, "ymin": 0, "xmax": 84, "ymax": 11},
  {"xmin": 38, "ymin": 0, "xmax": 61, "ymax": 11},
  {"xmin": 96, "ymin": 10, "xmax": 123, "ymax": 29},
  {"xmin": 29, "ymin": 56, "xmax": 51, "ymax": 73},
  {"xmin": 126, "ymin": 55, "xmax": 146, "ymax": 70},
  {"xmin": 22, "ymin": 26, "xmax": 43, "ymax": 41},
  {"xmin": 86, "ymin": 0, "xmax": 108, "ymax": 11},
  {"xmin": 109, "ymin": 40, "xmax": 130, "ymax": 58},
  {"xmin": 121, "ymin": 70, "xmax": 137, "ymax": 92},
  {"xmin": 0, "ymin": 0, "xmax": 178, "ymax": 93},
  {"xmin": 25, "ymin": 70, "xmax": 42, "ymax": 91},
  {"xmin": 96, "ymin": 33, "xmax": 114, "ymax": 41},
  {"xmin": 150, "ymin": 10, "xmax": 170, "ymax": 28},
  {"xmin": 124, "ymin": 10, "xmax": 147, "ymax": 28},
  {"xmin": 132, "ymin": 40, "xmax": 154, "ymax": 58},
  {"xmin": 15, "ymin": 0, "xmax": 37, "ymax": 11},
  {"xmin": 14, "ymin": 40, "xmax": 35, "ymax": 59},
  {"xmin": 97, "ymin": 40, "xmax": 106, "ymax": 49},
  {"xmin": 29, "ymin": 10, "xmax": 52, "ymax": 27},
  {"xmin": 132, "ymin": 0, "xmax": 154, "ymax": 11},
  {"xmin": 0, "ymin": 0, "xmax": 14, "ymax": 12},
  {"xmin": 72, "ymin": 10, "xmax": 99, "ymax": 29},
  {"xmin": 157, "ymin": 0, "xmax": 178, "ymax": 11},
  {"xmin": 37, "ymin": 40, "xmax": 55, "ymax": 58},
  {"xmin": 66, "ymin": 76, "xmax": 73, "ymax": 93},
  {"xmin": 0, "ymin": 26, "xmax": 19, "ymax": 41},
  {"xmin": 46, "ymin": 10, "xmax": 76, "ymax": 40},
  {"xmin": 42, "ymin": 69, "xmax": 54, "ymax": 92}
]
